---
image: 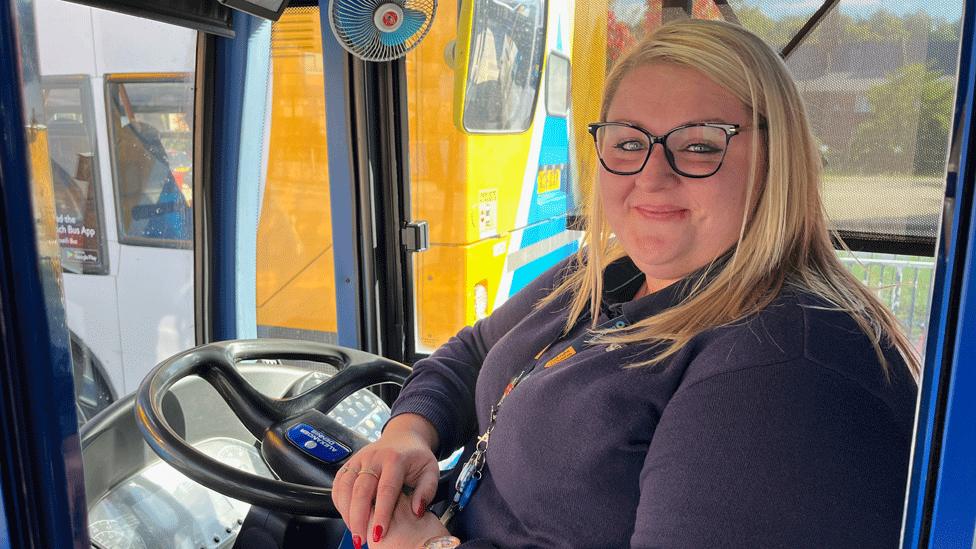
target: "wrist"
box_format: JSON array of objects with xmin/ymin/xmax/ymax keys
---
[
  {"xmin": 386, "ymin": 413, "xmax": 440, "ymax": 452},
  {"xmin": 420, "ymin": 535, "xmax": 461, "ymax": 548}
]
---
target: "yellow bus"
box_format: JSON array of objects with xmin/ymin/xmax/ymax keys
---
[{"xmin": 257, "ymin": 1, "xmax": 608, "ymax": 352}]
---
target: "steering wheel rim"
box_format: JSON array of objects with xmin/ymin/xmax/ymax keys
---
[{"xmin": 134, "ymin": 339, "xmax": 412, "ymax": 517}]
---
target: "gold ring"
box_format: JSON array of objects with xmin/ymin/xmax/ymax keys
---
[
  {"xmin": 357, "ymin": 469, "xmax": 381, "ymax": 480},
  {"xmin": 338, "ymin": 465, "xmax": 351, "ymax": 474}
]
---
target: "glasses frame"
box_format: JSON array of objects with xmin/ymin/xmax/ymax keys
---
[{"xmin": 587, "ymin": 121, "xmax": 741, "ymax": 178}]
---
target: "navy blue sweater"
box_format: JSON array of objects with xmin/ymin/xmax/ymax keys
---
[{"xmin": 389, "ymin": 256, "xmax": 918, "ymax": 548}]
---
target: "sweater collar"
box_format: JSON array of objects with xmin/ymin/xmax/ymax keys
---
[{"xmin": 601, "ymin": 250, "xmax": 732, "ymax": 322}]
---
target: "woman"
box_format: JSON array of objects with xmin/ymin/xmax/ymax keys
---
[{"xmin": 332, "ymin": 19, "xmax": 919, "ymax": 549}]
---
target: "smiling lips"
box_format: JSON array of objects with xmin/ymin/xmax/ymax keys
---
[{"xmin": 633, "ymin": 205, "xmax": 689, "ymax": 221}]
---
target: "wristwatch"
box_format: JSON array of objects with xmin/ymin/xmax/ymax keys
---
[{"xmin": 420, "ymin": 535, "xmax": 461, "ymax": 548}]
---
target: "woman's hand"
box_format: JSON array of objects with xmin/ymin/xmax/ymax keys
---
[
  {"xmin": 331, "ymin": 413, "xmax": 441, "ymax": 548},
  {"xmin": 367, "ymin": 492, "xmax": 452, "ymax": 549}
]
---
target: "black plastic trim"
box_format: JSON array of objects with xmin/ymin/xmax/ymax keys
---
[
  {"xmin": 833, "ymin": 231, "xmax": 937, "ymax": 257},
  {"xmin": 780, "ymin": 0, "xmax": 840, "ymax": 59},
  {"xmin": 195, "ymin": 32, "xmax": 215, "ymax": 345},
  {"xmin": 62, "ymin": 0, "xmax": 234, "ymax": 38}
]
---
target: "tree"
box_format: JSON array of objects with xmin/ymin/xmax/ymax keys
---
[
  {"xmin": 851, "ymin": 63, "xmax": 954, "ymax": 175},
  {"xmin": 643, "ymin": 0, "xmax": 662, "ymax": 34},
  {"xmin": 607, "ymin": 10, "xmax": 636, "ymax": 66}
]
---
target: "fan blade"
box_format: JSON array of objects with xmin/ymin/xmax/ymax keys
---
[
  {"xmin": 378, "ymin": 7, "xmax": 427, "ymax": 46},
  {"xmin": 333, "ymin": 2, "xmax": 381, "ymax": 49}
]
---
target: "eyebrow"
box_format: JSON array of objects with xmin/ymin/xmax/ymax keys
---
[{"xmin": 609, "ymin": 118, "xmax": 732, "ymax": 127}]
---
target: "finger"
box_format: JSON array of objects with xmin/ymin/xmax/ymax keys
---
[
  {"xmin": 331, "ymin": 461, "xmax": 361, "ymax": 521},
  {"xmin": 370, "ymin": 458, "xmax": 407, "ymax": 543},
  {"xmin": 348, "ymin": 467, "xmax": 382, "ymax": 545},
  {"xmin": 410, "ymin": 461, "xmax": 441, "ymax": 518}
]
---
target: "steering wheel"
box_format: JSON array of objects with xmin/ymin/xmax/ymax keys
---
[{"xmin": 134, "ymin": 339, "xmax": 412, "ymax": 517}]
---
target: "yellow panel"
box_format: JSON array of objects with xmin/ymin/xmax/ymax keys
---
[
  {"xmin": 256, "ymin": 8, "xmax": 337, "ymax": 334},
  {"xmin": 571, "ymin": 3, "xmax": 607, "ymax": 202},
  {"xmin": 406, "ymin": 0, "xmax": 471, "ymax": 246},
  {"xmin": 256, "ymin": 250, "xmax": 336, "ymax": 332},
  {"xmin": 29, "ymin": 126, "xmax": 63, "ymax": 265},
  {"xmin": 414, "ymin": 236, "xmax": 510, "ymax": 351},
  {"xmin": 465, "ymin": 131, "xmax": 532, "ymax": 240}
]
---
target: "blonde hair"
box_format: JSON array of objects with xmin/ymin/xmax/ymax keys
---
[{"xmin": 542, "ymin": 19, "xmax": 920, "ymax": 379}]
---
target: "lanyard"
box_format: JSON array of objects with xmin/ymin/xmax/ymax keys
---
[{"xmin": 440, "ymin": 312, "xmax": 629, "ymax": 525}]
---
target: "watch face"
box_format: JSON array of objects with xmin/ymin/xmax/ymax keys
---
[{"xmin": 422, "ymin": 535, "xmax": 461, "ymax": 548}]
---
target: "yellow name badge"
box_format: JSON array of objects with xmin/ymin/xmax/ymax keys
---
[{"xmin": 544, "ymin": 346, "xmax": 576, "ymax": 368}]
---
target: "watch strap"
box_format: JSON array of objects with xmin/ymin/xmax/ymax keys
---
[{"xmin": 420, "ymin": 535, "xmax": 461, "ymax": 548}]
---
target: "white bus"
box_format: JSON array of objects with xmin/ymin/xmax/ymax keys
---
[{"xmin": 35, "ymin": 0, "xmax": 197, "ymax": 421}]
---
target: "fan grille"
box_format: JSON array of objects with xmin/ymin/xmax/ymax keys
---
[{"xmin": 329, "ymin": 0, "xmax": 437, "ymax": 62}]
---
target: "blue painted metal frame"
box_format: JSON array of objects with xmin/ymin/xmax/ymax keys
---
[
  {"xmin": 926, "ymin": 0, "xmax": 976, "ymax": 540},
  {"xmin": 0, "ymin": 0, "xmax": 88, "ymax": 546},
  {"xmin": 319, "ymin": 3, "xmax": 364, "ymax": 349},
  {"xmin": 0, "ymin": 488, "xmax": 9, "ymax": 547},
  {"xmin": 903, "ymin": 0, "xmax": 976, "ymax": 545},
  {"xmin": 211, "ymin": 10, "xmax": 253, "ymax": 341}
]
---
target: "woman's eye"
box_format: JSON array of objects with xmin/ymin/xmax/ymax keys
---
[
  {"xmin": 614, "ymin": 140, "xmax": 646, "ymax": 152},
  {"xmin": 684, "ymin": 143, "xmax": 721, "ymax": 153}
]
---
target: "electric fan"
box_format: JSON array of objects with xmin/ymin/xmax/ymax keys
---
[{"xmin": 329, "ymin": 0, "xmax": 437, "ymax": 62}]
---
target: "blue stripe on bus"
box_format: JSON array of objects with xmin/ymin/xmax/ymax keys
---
[
  {"xmin": 538, "ymin": 115, "xmax": 569, "ymax": 166},
  {"xmin": 556, "ymin": 17, "xmax": 564, "ymax": 52},
  {"xmin": 522, "ymin": 115, "xmax": 570, "ymax": 250},
  {"xmin": 521, "ymin": 216, "xmax": 568, "ymax": 250},
  {"xmin": 509, "ymin": 241, "xmax": 579, "ymax": 296}
]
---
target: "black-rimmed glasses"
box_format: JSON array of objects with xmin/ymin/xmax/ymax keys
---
[{"xmin": 587, "ymin": 121, "xmax": 741, "ymax": 178}]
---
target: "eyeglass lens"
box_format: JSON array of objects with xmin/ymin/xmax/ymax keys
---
[{"xmin": 594, "ymin": 125, "xmax": 729, "ymax": 176}]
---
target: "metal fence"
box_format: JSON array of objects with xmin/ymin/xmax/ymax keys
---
[{"xmin": 837, "ymin": 252, "xmax": 935, "ymax": 353}]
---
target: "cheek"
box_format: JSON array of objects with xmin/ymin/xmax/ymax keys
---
[
  {"xmin": 700, "ymin": 152, "xmax": 761, "ymax": 226},
  {"xmin": 693, "ymin": 176, "xmax": 750, "ymax": 235},
  {"xmin": 597, "ymin": 176, "xmax": 629, "ymax": 213}
]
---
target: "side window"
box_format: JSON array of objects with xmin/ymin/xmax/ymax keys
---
[
  {"xmin": 462, "ymin": 0, "xmax": 546, "ymax": 132},
  {"xmin": 782, "ymin": 8, "xmax": 961, "ymax": 353},
  {"xmin": 41, "ymin": 76, "xmax": 109, "ymax": 274},
  {"xmin": 602, "ymin": 1, "xmax": 961, "ymax": 355},
  {"xmin": 545, "ymin": 51, "xmax": 570, "ymax": 117},
  {"xmin": 105, "ymin": 76, "xmax": 194, "ymax": 247}
]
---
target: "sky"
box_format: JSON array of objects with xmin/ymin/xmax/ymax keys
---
[{"xmin": 612, "ymin": 0, "xmax": 963, "ymax": 22}]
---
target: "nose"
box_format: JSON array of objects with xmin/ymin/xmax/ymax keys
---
[{"xmin": 633, "ymin": 143, "xmax": 678, "ymax": 192}]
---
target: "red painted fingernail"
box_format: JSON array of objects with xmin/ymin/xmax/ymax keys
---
[
  {"xmin": 373, "ymin": 524, "xmax": 383, "ymax": 543},
  {"xmin": 352, "ymin": 534, "xmax": 362, "ymax": 549},
  {"xmin": 416, "ymin": 499, "xmax": 427, "ymax": 518}
]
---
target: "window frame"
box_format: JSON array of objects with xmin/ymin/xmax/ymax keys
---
[
  {"xmin": 460, "ymin": 0, "xmax": 548, "ymax": 134},
  {"xmin": 103, "ymin": 72, "xmax": 195, "ymax": 249},
  {"xmin": 544, "ymin": 50, "xmax": 570, "ymax": 118}
]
